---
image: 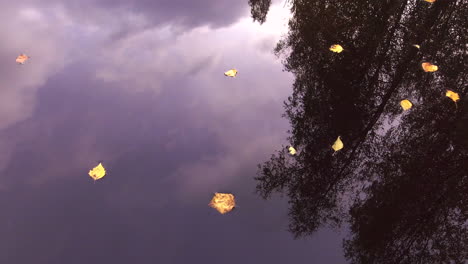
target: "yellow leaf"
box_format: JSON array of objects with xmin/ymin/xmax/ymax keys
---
[
  {"xmin": 332, "ymin": 136, "xmax": 344, "ymax": 152},
  {"xmin": 209, "ymin": 193, "xmax": 236, "ymax": 214},
  {"xmin": 88, "ymin": 163, "xmax": 106, "ymax": 181},
  {"xmin": 288, "ymin": 146, "xmax": 296, "ymax": 155},
  {"xmin": 413, "ymin": 44, "xmax": 420, "ymax": 49},
  {"xmin": 16, "ymin": 54, "xmax": 29, "ymax": 64},
  {"xmin": 224, "ymin": 69, "xmax": 237, "ymax": 77},
  {"xmin": 446, "ymin": 90, "xmax": 460, "ymax": 103},
  {"xmin": 400, "ymin": 99, "xmax": 413, "ymax": 110},
  {"xmin": 421, "ymin": 62, "xmax": 438, "ymax": 72},
  {"xmin": 424, "ymin": 0, "xmax": 436, "ymax": 3},
  {"xmin": 329, "ymin": 44, "xmax": 343, "ymax": 53}
]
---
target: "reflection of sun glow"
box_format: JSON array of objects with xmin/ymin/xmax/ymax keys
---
[
  {"xmin": 238, "ymin": 3, "xmax": 292, "ymax": 36},
  {"xmin": 18, "ymin": 8, "xmax": 44, "ymax": 21}
]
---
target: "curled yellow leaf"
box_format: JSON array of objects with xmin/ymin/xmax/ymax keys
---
[
  {"xmin": 89, "ymin": 163, "xmax": 106, "ymax": 181},
  {"xmin": 413, "ymin": 44, "xmax": 420, "ymax": 49},
  {"xmin": 424, "ymin": 0, "xmax": 436, "ymax": 3},
  {"xmin": 446, "ymin": 90, "xmax": 460, "ymax": 103},
  {"xmin": 329, "ymin": 44, "xmax": 343, "ymax": 53},
  {"xmin": 16, "ymin": 54, "xmax": 29, "ymax": 64},
  {"xmin": 209, "ymin": 193, "xmax": 236, "ymax": 214},
  {"xmin": 288, "ymin": 146, "xmax": 297, "ymax": 155},
  {"xmin": 224, "ymin": 69, "xmax": 237, "ymax": 77},
  {"xmin": 400, "ymin": 99, "xmax": 413, "ymax": 110},
  {"xmin": 422, "ymin": 62, "xmax": 438, "ymax": 72},
  {"xmin": 332, "ymin": 136, "xmax": 344, "ymax": 152}
]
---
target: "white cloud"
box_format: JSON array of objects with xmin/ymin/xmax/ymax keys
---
[
  {"xmin": 93, "ymin": 3, "xmax": 292, "ymax": 93},
  {"xmin": 0, "ymin": 7, "xmax": 63, "ymax": 129},
  {"xmin": 0, "ymin": 2, "xmax": 294, "ymax": 188},
  {"xmin": 0, "ymin": 5, "xmax": 90, "ymax": 176}
]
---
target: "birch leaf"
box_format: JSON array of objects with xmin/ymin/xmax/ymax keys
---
[
  {"xmin": 329, "ymin": 44, "xmax": 343, "ymax": 53},
  {"xmin": 332, "ymin": 136, "xmax": 344, "ymax": 152},
  {"xmin": 89, "ymin": 163, "xmax": 106, "ymax": 181},
  {"xmin": 224, "ymin": 69, "xmax": 237, "ymax": 77},
  {"xmin": 400, "ymin": 99, "xmax": 413, "ymax": 110},
  {"xmin": 288, "ymin": 146, "xmax": 297, "ymax": 155},
  {"xmin": 16, "ymin": 54, "xmax": 29, "ymax": 64},
  {"xmin": 422, "ymin": 62, "xmax": 438, "ymax": 72},
  {"xmin": 446, "ymin": 90, "xmax": 460, "ymax": 103},
  {"xmin": 209, "ymin": 193, "xmax": 236, "ymax": 214}
]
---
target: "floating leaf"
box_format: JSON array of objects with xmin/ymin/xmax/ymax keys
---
[
  {"xmin": 329, "ymin": 44, "xmax": 343, "ymax": 53},
  {"xmin": 288, "ymin": 146, "xmax": 297, "ymax": 155},
  {"xmin": 16, "ymin": 54, "xmax": 29, "ymax": 64},
  {"xmin": 332, "ymin": 136, "xmax": 344, "ymax": 152},
  {"xmin": 209, "ymin": 193, "xmax": 236, "ymax": 214},
  {"xmin": 224, "ymin": 69, "xmax": 237, "ymax": 77},
  {"xmin": 88, "ymin": 163, "xmax": 106, "ymax": 181},
  {"xmin": 400, "ymin": 99, "xmax": 413, "ymax": 110},
  {"xmin": 421, "ymin": 62, "xmax": 438, "ymax": 72},
  {"xmin": 446, "ymin": 90, "xmax": 460, "ymax": 103},
  {"xmin": 413, "ymin": 44, "xmax": 420, "ymax": 49}
]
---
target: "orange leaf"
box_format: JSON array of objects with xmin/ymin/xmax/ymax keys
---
[
  {"xmin": 208, "ymin": 193, "xmax": 236, "ymax": 214},
  {"xmin": 16, "ymin": 54, "xmax": 29, "ymax": 64},
  {"xmin": 421, "ymin": 62, "xmax": 438, "ymax": 72}
]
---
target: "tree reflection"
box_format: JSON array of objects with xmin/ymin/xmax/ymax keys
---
[{"xmin": 249, "ymin": 0, "xmax": 467, "ymax": 262}]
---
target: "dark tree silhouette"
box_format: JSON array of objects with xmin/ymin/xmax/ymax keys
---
[
  {"xmin": 248, "ymin": 0, "xmax": 271, "ymax": 24},
  {"xmin": 249, "ymin": 0, "xmax": 467, "ymax": 263}
]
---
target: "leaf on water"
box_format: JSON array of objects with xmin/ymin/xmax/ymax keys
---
[
  {"xmin": 89, "ymin": 163, "xmax": 106, "ymax": 181},
  {"xmin": 421, "ymin": 62, "xmax": 438, "ymax": 72},
  {"xmin": 16, "ymin": 54, "xmax": 29, "ymax": 64},
  {"xmin": 446, "ymin": 90, "xmax": 460, "ymax": 103},
  {"xmin": 288, "ymin": 146, "xmax": 297, "ymax": 155},
  {"xmin": 209, "ymin": 193, "xmax": 236, "ymax": 214},
  {"xmin": 224, "ymin": 69, "xmax": 237, "ymax": 77},
  {"xmin": 332, "ymin": 136, "xmax": 344, "ymax": 152},
  {"xmin": 413, "ymin": 44, "xmax": 420, "ymax": 49},
  {"xmin": 400, "ymin": 99, "xmax": 413, "ymax": 110},
  {"xmin": 329, "ymin": 44, "xmax": 343, "ymax": 53}
]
